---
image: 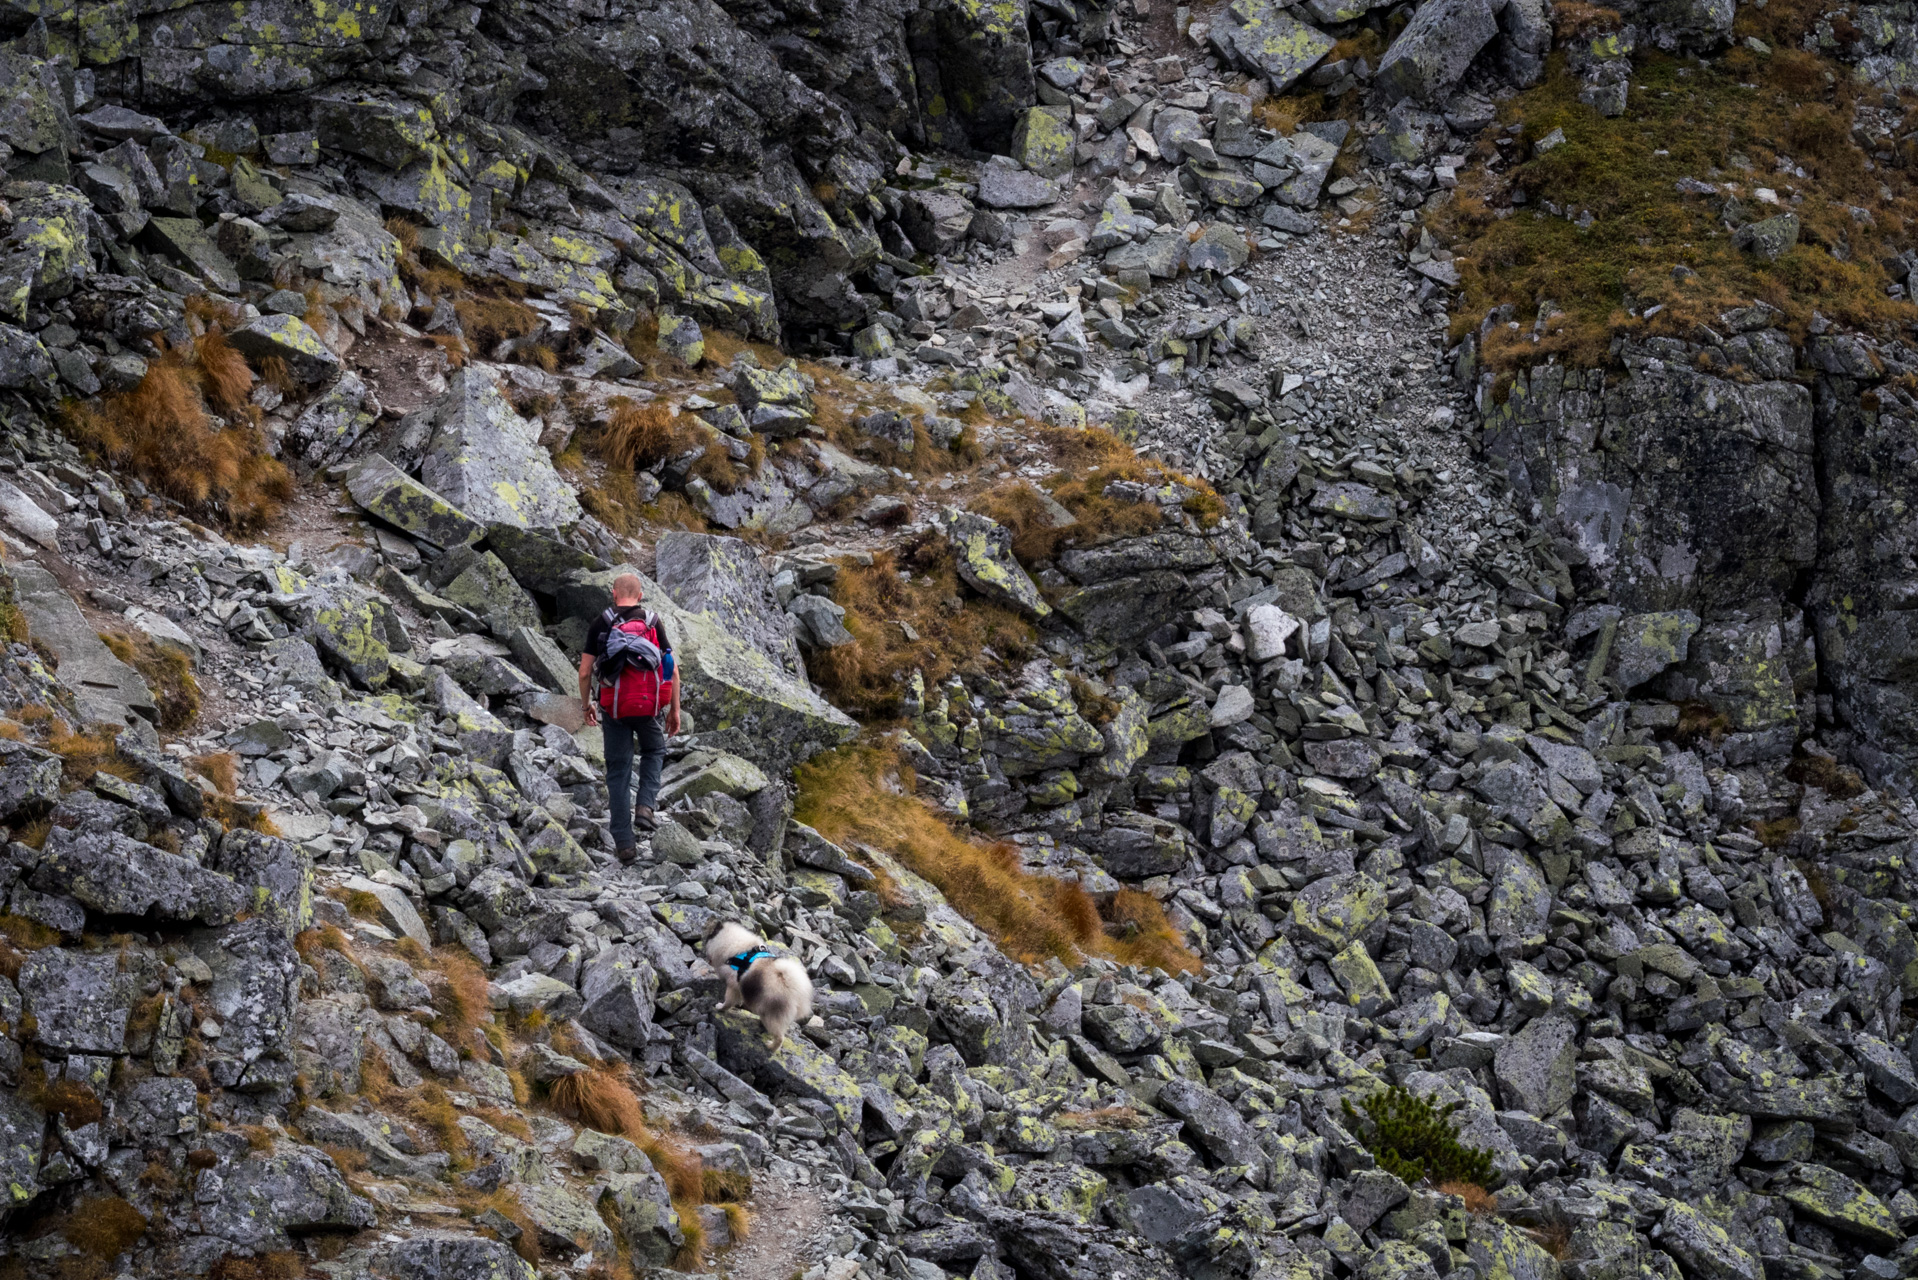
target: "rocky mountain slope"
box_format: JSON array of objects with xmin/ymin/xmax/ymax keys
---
[{"xmin": 0, "ymin": 1, "xmax": 1914, "ymax": 1279}]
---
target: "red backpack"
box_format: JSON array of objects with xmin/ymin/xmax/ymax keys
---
[{"xmin": 595, "ymin": 608, "xmax": 675, "ymax": 719}]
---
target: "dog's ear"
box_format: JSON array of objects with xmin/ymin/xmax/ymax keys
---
[{"xmin": 701, "ymin": 918, "xmax": 727, "ymax": 943}]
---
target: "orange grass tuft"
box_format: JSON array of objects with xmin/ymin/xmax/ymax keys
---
[{"xmin": 795, "ymin": 741, "xmax": 1199, "ymax": 973}]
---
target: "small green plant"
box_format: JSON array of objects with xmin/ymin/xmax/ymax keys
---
[{"xmin": 1342, "ymin": 1085, "xmax": 1494, "ymax": 1187}]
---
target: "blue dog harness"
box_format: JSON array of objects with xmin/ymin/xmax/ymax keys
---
[{"xmin": 727, "ymin": 948, "xmax": 775, "ymax": 976}]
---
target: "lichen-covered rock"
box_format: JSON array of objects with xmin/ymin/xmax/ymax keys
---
[
  {"xmin": 9, "ymin": 560, "xmax": 155, "ymax": 731},
  {"xmin": 1494, "ymin": 1014, "xmax": 1578, "ymax": 1117},
  {"xmin": 194, "ymin": 917, "xmax": 302, "ymax": 1092},
  {"xmin": 30, "ymin": 826, "xmax": 244, "ymax": 924},
  {"xmin": 347, "ymin": 454, "xmax": 486, "ymax": 549},
  {"xmin": 211, "ymin": 828, "xmax": 313, "ymax": 934},
  {"xmin": 272, "ymin": 572, "xmax": 403, "ymax": 689},
  {"xmin": 420, "ymin": 369, "xmax": 583, "ymax": 530},
  {"xmin": 577, "ymin": 945, "xmax": 658, "ymax": 1049},
  {"xmin": 600, "ymin": 1163, "xmax": 686, "ymax": 1264},
  {"xmin": 1483, "ymin": 361, "xmax": 1814, "ymax": 620},
  {"xmin": 1374, "ymin": 0, "xmax": 1500, "ymax": 103},
  {"xmin": 1011, "ymin": 107, "xmax": 1074, "ymax": 179},
  {"xmin": 229, "ymin": 313, "xmax": 340, "ymax": 383},
  {"xmin": 655, "ymin": 531, "xmax": 805, "ymax": 677},
  {"xmin": 17, "ymin": 946, "xmax": 136, "ymax": 1053},
  {"xmin": 0, "ymin": 1085, "xmax": 40, "ymax": 1208},
  {"xmin": 716, "ymin": 1007, "xmax": 863, "ymax": 1126},
  {"xmin": 384, "ymin": 1233, "xmax": 538, "ymax": 1280},
  {"xmin": 197, "ymin": 1142, "xmax": 377, "ymax": 1252},
  {"xmin": 1782, "ymin": 1162, "xmax": 1905, "ymax": 1249},
  {"xmin": 1208, "ymin": 0, "xmax": 1336, "ymax": 94},
  {"xmin": 729, "ymin": 359, "xmax": 816, "ymax": 436},
  {"xmin": 6, "ymin": 182, "xmax": 93, "ymax": 302},
  {"xmin": 0, "ymin": 738, "xmax": 60, "ymax": 820},
  {"xmin": 943, "ymin": 508, "xmax": 1050, "ymax": 619}
]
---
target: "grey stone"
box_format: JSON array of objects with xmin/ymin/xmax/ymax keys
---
[
  {"xmin": 655, "ymin": 532, "xmax": 805, "ymax": 677},
  {"xmin": 1494, "ymin": 1014, "xmax": 1577, "ymax": 1117},
  {"xmin": 420, "ymin": 369, "xmax": 583, "ymax": 530},
  {"xmin": 8, "ymin": 561, "xmax": 155, "ymax": 731},
  {"xmin": 1374, "ymin": 0, "xmax": 1500, "ymax": 104},
  {"xmin": 347, "ymin": 454, "xmax": 485, "ymax": 550}
]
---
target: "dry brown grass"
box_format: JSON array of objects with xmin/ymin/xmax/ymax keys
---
[
  {"xmin": 674, "ymin": 1211, "xmax": 707, "ymax": 1272},
  {"xmin": 62, "ymin": 344, "xmax": 290, "ymax": 531},
  {"xmin": 59, "ymin": 1196, "xmax": 147, "ymax": 1258},
  {"xmin": 100, "ymin": 630, "xmax": 199, "ymax": 732},
  {"xmin": 193, "ymin": 327, "xmax": 255, "ymax": 417},
  {"xmin": 469, "ymin": 1189, "xmax": 542, "ymax": 1265},
  {"xmin": 293, "ymin": 923, "xmax": 358, "ymax": 968},
  {"xmin": 47, "ymin": 721, "xmax": 138, "ymax": 786},
  {"xmin": 967, "ymin": 429, "xmax": 1218, "ymax": 567},
  {"xmin": 1754, "ymin": 815, "xmax": 1801, "ymax": 848},
  {"xmin": 0, "ymin": 913, "xmax": 58, "ymax": 953},
  {"xmin": 427, "ymin": 946, "xmax": 493, "ymax": 1049},
  {"xmin": 1054, "ymin": 1105, "xmax": 1148, "ymax": 1130},
  {"xmin": 600, "ymin": 400, "xmax": 702, "ymax": 471},
  {"xmin": 549, "ymin": 1067, "xmax": 649, "ymax": 1138},
  {"xmin": 795, "ymin": 741, "xmax": 1200, "ymax": 973},
  {"xmin": 207, "ymin": 1252, "xmax": 304, "ymax": 1280},
  {"xmin": 38, "ymin": 1077, "xmax": 103, "ymax": 1127},
  {"xmin": 454, "ymin": 295, "xmax": 542, "ymax": 351},
  {"xmin": 543, "ymin": 1064, "xmax": 711, "ymax": 1266},
  {"xmin": 1437, "ymin": 1179, "xmax": 1499, "ymax": 1214},
  {"xmin": 189, "ymin": 751, "xmax": 239, "ymax": 796},
  {"xmin": 702, "ymin": 1168, "xmax": 752, "ymax": 1202},
  {"xmin": 1104, "ymin": 889, "xmax": 1203, "ymax": 976},
  {"xmin": 398, "ymin": 1081, "xmax": 468, "ymax": 1160},
  {"xmin": 1785, "ymin": 753, "xmax": 1866, "ymax": 799},
  {"xmin": 808, "ymin": 539, "xmax": 1036, "ymax": 719},
  {"xmin": 721, "ymin": 1203, "xmax": 752, "ymax": 1243}
]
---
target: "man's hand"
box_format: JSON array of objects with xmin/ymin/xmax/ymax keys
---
[
  {"xmin": 582, "ymin": 700, "xmax": 598, "ymax": 727},
  {"xmin": 665, "ymin": 707, "xmax": 681, "ymax": 735}
]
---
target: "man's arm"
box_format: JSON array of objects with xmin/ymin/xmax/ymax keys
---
[{"xmin": 577, "ymin": 653, "xmax": 597, "ymax": 725}]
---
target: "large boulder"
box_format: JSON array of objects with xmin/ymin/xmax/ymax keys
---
[
  {"xmin": 1208, "ymin": 0, "xmax": 1336, "ymax": 94},
  {"xmin": 192, "ymin": 917, "xmax": 302, "ymax": 1092},
  {"xmin": 17, "ymin": 946, "xmax": 136, "ymax": 1053},
  {"xmin": 346, "ymin": 454, "xmax": 485, "ymax": 549},
  {"xmin": 943, "ymin": 508, "xmax": 1050, "ymax": 618},
  {"xmin": 715, "ymin": 1007, "xmax": 863, "ymax": 1127},
  {"xmin": 7, "ymin": 561, "xmax": 155, "ymax": 732},
  {"xmin": 383, "ymin": 1233, "xmax": 537, "ymax": 1280},
  {"xmin": 198, "ymin": 1144, "xmax": 377, "ymax": 1253},
  {"xmin": 1494, "ymin": 1014, "xmax": 1578, "ymax": 1117},
  {"xmin": 30, "ymin": 826, "xmax": 245, "ymax": 925},
  {"xmin": 928, "ymin": 0, "xmax": 1037, "ymax": 150},
  {"xmin": 1482, "ymin": 361, "xmax": 1816, "ymax": 619},
  {"xmin": 420, "ymin": 369, "xmax": 583, "ymax": 530},
  {"xmin": 1373, "ymin": 0, "xmax": 1500, "ymax": 103},
  {"xmin": 654, "ymin": 532, "xmax": 804, "ymax": 678}
]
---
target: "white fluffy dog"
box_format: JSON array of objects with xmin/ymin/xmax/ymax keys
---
[{"xmin": 704, "ymin": 921, "xmax": 814, "ymax": 1050}]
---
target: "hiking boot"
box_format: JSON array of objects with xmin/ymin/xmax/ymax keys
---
[
  {"xmin": 634, "ymin": 807, "xmax": 659, "ymax": 832},
  {"xmin": 615, "ymin": 845, "xmax": 639, "ymax": 865}
]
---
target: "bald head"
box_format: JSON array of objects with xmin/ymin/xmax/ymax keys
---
[{"xmin": 612, "ymin": 573, "xmax": 644, "ymax": 605}]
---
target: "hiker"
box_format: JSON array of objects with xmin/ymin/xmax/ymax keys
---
[{"xmin": 579, "ymin": 572, "xmax": 682, "ymax": 861}]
